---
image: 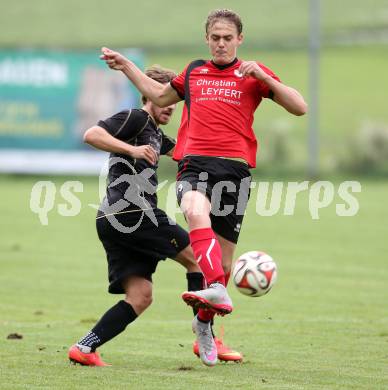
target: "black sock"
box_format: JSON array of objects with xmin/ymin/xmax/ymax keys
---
[
  {"xmin": 186, "ymin": 272, "xmax": 204, "ymax": 317},
  {"xmin": 78, "ymin": 300, "xmax": 137, "ymax": 352},
  {"xmin": 186, "ymin": 272, "xmax": 216, "ymax": 336},
  {"xmin": 187, "ymin": 272, "xmax": 204, "ymax": 291}
]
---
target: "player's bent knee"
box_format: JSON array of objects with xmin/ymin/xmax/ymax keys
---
[
  {"xmin": 184, "ymin": 208, "xmax": 211, "ymax": 228},
  {"xmin": 181, "ymin": 192, "xmax": 211, "ymax": 220},
  {"xmin": 125, "ymin": 293, "xmax": 153, "ymax": 314},
  {"xmin": 184, "ymin": 206, "xmax": 202, "ymax": 220},
  {"xmin": 140, "ymin": 294, "xmax": 153, "ymax": 309},
  {"xmin": 124, "ymin": 278, "xmax": 153, "ymax": 314},
  {"xmin": 138, "ymin": 292, "xmax": 153, "ymax": 308}
]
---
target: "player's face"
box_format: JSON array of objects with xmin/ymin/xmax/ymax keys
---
[
  {"xmin": 148, "ymin": 102, "xmax": 176, "ymax": 126},
  {"xmin": 206, "ymin": 20, "xmax": 243, "ymax": 65}
]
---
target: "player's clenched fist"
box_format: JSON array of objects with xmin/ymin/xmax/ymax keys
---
[
  {"xmin": 238, "ymin": 61, "xmax": 269, "ymax": 81},
  {"xmin": 128, "ymin": 145, "xmax": 158, "ymax": 165},
  {"xmin": 100, "ymin": 47, "xmax": 129, "ymax": 70}
]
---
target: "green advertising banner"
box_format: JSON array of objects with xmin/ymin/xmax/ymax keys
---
[{"xmin": 0, "ymin": 49, "xmax": 143, "ymax": 150}]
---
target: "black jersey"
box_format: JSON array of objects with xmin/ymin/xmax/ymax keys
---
[{"xmin": 96, "ymin": 109, "xmax": 175, "ymax": 216}]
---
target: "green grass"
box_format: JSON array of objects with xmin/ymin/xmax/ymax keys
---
[
  {"xmin": 0, "ymin": 174, "xmax": 387, "ymax": 389},
  {"xmin": 0, "ymin": 2, "xmax": 387, "ymax": 384},
  {"xmin": 1, "ymin": 0, "xmax": 387, "ymax": 49}
]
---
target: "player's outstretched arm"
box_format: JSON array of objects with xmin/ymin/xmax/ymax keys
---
[
  {"xmin": 84, "ymin": 126, "xmax": 157, "ymax": 165},
  {"xmin": 239, "ymin": 61, "xmax": 308, "ymax": 116},
  {"xmin": 264, "ymin": 79, "xmax": 307, "ymax": 116},
  {"xmin": 100, "ymin": 47, "xmax": 181, "ymax": 108}
]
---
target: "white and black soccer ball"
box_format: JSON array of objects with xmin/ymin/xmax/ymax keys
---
[{"xmin": 232, "ymin": 251, "xmax": 277, "ymax": 297}]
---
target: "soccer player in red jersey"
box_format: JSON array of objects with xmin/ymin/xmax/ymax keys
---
[{"xmin": 101, "ymin": 9, "xmax": 307, "ymax": 366}]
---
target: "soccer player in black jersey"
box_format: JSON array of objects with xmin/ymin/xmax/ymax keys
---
[{"xmin": 68, "ymin": 66, "xmax": 204, "ymax": 366}]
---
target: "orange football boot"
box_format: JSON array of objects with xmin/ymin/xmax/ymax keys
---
[{"xmin": 68, "ymin": 345, "xmax": 110, "ymax": 367}]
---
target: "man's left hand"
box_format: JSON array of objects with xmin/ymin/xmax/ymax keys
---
[{"xmin": 238, "ymin": 61, "xmax": 269, "ymax": 81}]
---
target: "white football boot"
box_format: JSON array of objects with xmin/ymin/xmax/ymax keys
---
[
  {"xmin": 182, "ymin": 283, "xmax": 233, "ymax": 315},
  {"xmin": 192, "ymin": 315, "xmax": 218, "ymax": 366}
]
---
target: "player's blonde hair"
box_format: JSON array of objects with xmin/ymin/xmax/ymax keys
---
[
  {"xmin": 205, "ymin": 9, "xmax": 243, "ymax": 35},
  {"xmin": 142, "ymin": 65, "xmax": 177, "ymax": 104}
]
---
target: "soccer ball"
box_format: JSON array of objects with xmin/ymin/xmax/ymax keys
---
[{"xmin": 232, "ymin": 251, "xmax": 277, "ymax": 297}]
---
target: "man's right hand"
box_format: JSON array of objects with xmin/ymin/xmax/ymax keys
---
[
  {"xmin": 100, "ymin": 47, "xmax": 129, "ymax": 71},
  {"xmin": 128, "ymin": 145, "xmax": 158, "ymax": 165}
]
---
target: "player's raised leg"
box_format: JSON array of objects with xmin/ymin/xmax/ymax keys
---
[
  {"xmin": 187, "ymin": 233, "xmax": 242, "ymax": 362},
  {"xmin": 177, "ymin": 190, "xmax": 229, "ymax": 366},
  {"xmin": 175, "ymin": 245, "xmax": 237, "ymax": 361},
  {"xmin": 180, "ymin": 190, "xmax": 233, "ymax": 315}
]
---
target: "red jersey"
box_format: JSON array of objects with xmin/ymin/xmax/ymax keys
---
[{"xmin": 170, "ymin": 58, "xmax": 280, "ymax": 168}]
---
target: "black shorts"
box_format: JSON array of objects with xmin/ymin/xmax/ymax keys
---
[
  {"xmin": 176, "ymin": 156, "xmax": 251, "ymax": 244},
  {"xmin": 96, "ymin": 208, "xmax": 190, "ymax": 294}
]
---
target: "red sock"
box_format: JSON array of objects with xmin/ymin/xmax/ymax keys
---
[
  {"xmin": 189, "ymin": 228, "xmax": 225, "ymax": 286},
  {"xmin": 198, "ymin": 309, "xmax": 215, "ymax": 322},
  {"xmin": 224, "ymin": 271, "xmax": 231, "ymax": 286}
]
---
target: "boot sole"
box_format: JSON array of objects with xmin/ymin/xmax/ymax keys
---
[{"xmin": 182, "ymin": 292, "xmax": 233, "ymax": 316}]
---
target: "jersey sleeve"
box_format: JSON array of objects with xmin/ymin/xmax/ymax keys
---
[
  {"xmin": 97, "ymin": 109, "xmax": 149, "ymax": 141},
  {"xmin": 256, "ymin": 63, "xmax": 281, "ymax": 99},
  {"xmin": 160, "ymin": 130, "xmax": 176, "ymax": 155},
  {"xmin": 170, "ymin": 64, "xmax": 189, "ymax": 99}
]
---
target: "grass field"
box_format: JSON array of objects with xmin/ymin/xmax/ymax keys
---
[
  {"xmin": 0, "ymin": 174, "xmax": 387, "ymax": 389},
  {"xmin": 0, "ymin": 2, "xmax": 387, "ymax": 387},
  {"xmin": 1, "ymin": 0, "xmax": 388, "ymax": 49}
]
